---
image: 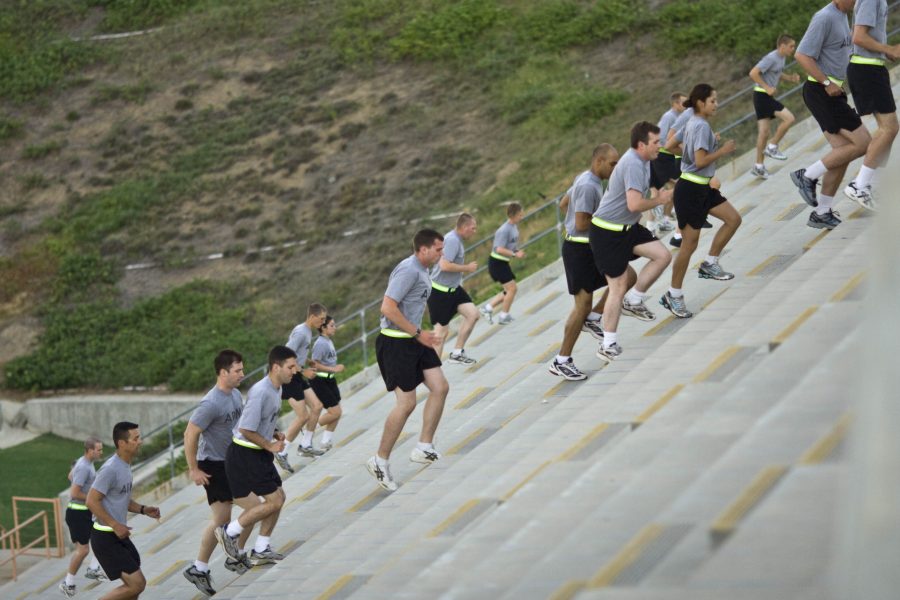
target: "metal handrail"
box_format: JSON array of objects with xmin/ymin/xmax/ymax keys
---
[{"xmin": 0, "ymin": 511, "xmax": 50, "ymax": 581}]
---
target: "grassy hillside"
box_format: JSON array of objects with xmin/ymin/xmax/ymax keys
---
[{"xmin": 0, "ymin": 0, "xmax": 838, "ymax": 391}]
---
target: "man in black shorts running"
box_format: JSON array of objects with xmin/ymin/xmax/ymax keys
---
[
  {"xmin": 59, "ymin": 437, "xmax": 105, "ymax": 597},
  {"xmin": 749, "ymin": 35, "xmax": 801, "ymax": 178}
]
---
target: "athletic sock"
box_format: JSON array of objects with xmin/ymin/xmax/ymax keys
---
[
  {"xmin": 755, "ymin": 163, "xmax": 764, "ymax": 169},
  {"xmin": 767, "ymin": 143, "xmax": 778, "ymax": 150},
  {"xmin": 672, "ymin": 232, "xmax": 682, "ymax": 240},
  {"xmin": 226, "ymin": 520, "xmax": 243, "ymax": 538},
  {"xmin": 194, "ymin": 560, "xmax": 209, "ymax": 573},
  {"xmin": 301, "ymin": 429, "xmax": 313, "ymax": 447},
  {"xmin": 603, "ymin": 331, "xmax": 618, "ymax": 348},
  {"xmin": 668, "ymin": 287, "xmax": 683, "ymax": 298},
  {"xmin": 804, "ymin": 160, "xmax": 827, "ymax": 180},
  {"xmin": 586, "ymin": 312, "xmax": 601, "ymax": 321},
  {"xmin": 321, "ymin": 430, "xmax": 333, "ymax": 445},
  {"xmin": 281, "ymin": 440, "xmax": 294, "ymax": 453},
  {"xmin": 416, "ymin": 441, "xmax": 434, "ymax": 452},
  {"xmin": 375, "ymin": 454, "xmax": 389, "ymax": 468},
  {"xmin": 65, "ymin": 573, "xmax": 76, "ymax": 586},
  {"xmin": 483, "ymin": 304, "xmax": 493, "ymax": 312},
  {"xmin": 89, "ymin": 556, "xmax": 100, "ymax": 570},
  {"xmin": 555, "ymin": 354, "xmax": 570, "ymax": 364},
  {"xmin": 854, "ymin": 165, "xmax": 876, "ymax": 189},
  {"xmin": 497, "ymin": 311, "xmax": 509, "ymax": 319},
  {"xmin": 624, "ymin": 288, "xmax": 645, "ymax": 305},
  {"xmin": 253, "ymin": 535, "xmax": 271, "ymax": 553},
  {"xmin": 815, "ymin": 194, "xmax": 835, "ymax": 216},
  {"xmin": 705, "ymin": 255, "xmax": 718, "ymax": 265}
]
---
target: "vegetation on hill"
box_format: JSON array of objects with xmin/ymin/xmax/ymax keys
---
[{"xmin": 0, "ymin": 0, "xmax": 866, "ymax": 391}]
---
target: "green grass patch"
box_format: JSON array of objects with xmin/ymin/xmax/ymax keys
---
[{"xmin": 22, "ymin": 140, "xmax": 64, "ymax": 160}]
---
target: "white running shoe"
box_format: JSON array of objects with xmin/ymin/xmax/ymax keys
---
[
  {"xmin": 410, "ymin": 447, "xmax": 442, "ymax": 464},
  {"xmin": 366, "ymin": 456, "xmax": 398, "ymax": 491},
  {"xmin": 596, "ymin": 342, "xmax": 623, "ymax": 362},
  {"xmin": 548, "ymin": 358, "xmax": 587, "ymax": 381},
  {"xmin": 479, "ymin": 305, "xmax": 494, "ymax": 323},
  {"xmin": 764, "ymin": 145, "xmax": 787, "ymax": 160},
  {"xmin": 843, "ymin": 181, "xmax": 876, "ymax": 211}
]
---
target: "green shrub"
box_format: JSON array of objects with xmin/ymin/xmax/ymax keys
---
[
  {"xmin": 0, "ymin": 114, "xmax": 24, "ymax": 141},
  {"xmin": 389, "ymin": 0, "xmax": 501, "ymax": 61},
  {"xmin": 22, "ymin": 140, "xmax": 64, "ymax": 160}
]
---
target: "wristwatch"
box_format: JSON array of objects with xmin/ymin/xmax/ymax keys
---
[
  {"xmin": 820, "ymin": 78, "xmax": 830, "ymax": 86},
  {"xmin": 413, "ymin": 328, "xmax": 421, "ymax": 338}
]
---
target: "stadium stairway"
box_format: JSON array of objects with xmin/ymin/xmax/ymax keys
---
[{"xmin": 3, "ymin": 87, "xmax": 891, "ymax": 599}]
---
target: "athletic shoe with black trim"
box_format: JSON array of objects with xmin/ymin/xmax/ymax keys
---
[
  {"xmin": 660, "ymin": 291, "xmax": 693, "ymax": 318},
  {"xmin": 807, "ymin": 210, "xmax": 841, "ymax": 230},
  {"xmin": 298, "ymin": 444, "xmax": 325, "ymax": 457},
  {"xmin": 58, "ymin": 583, "xmax": 76, "ymax": 598},
  {"xmin": 214, "ymin": 524, "xmax": 242, "ymax": 560},
  {"xmin": 249, "ymin": 546, "xmax": 284, "ymax": 566},
  {"xmin": 791, "ymin": 168, "xmax": 819, "ymax": 207},
  {"xmin": 447, "ymin": 350, "xmax": 477, "ymax": 365},
  {"xmin": 764, "ymin": 145, "xmax": 788, "ymax": 160},
  {"xmin": 274, "ymin": 452, "xmax": 295, "ymax": 474},
  {"xmin": 750, "ymin": 165, "xmax": 770, "ymax": 179},
  {"xmin": 183, "ymin": 565, "xmax": 216, "ymax": 596},
  {"xmin": 84, "ymin": 567, "xmax": 107, "ymax": 581},
  {"xmin": 479, "ymin": 305, "xmax": 494, "ymax": 323},
  {"xmin": 621, "ymin": 299, "xmax": 656, "ymax": 321},
  {"xmin": 596, "ymin": 342, "xmax": 623, "ymax": 362},
  {"xmin": 224, "ymin": 555, "xmax": 250, "ymax": 574},
  {"xmin": 410, "ymin": 447, "xmax": 442, "ymax": 464},
  {"xmin": 497, "ymin": 314, "xmax": 513, "ymax": 325},
  {"xmin": 843, "ymin": 181, "xmax": 876, "ymax": 211},
  {"xmin": 548, "ymin": 358, "xmax": 587, "ymax": 381},
  {"xmin": 321, "ymin": 440, "xmax": 333, "ymax": 451},
  {"xmin": 581, "ymin": 319, "xmax": 604, "ymax": 340},
  {"xmin": 366, "ymin": 456, "xmax": 398, "ymax": 491},
  {"xmin": 699, "ymin": 261, "xmax": 734, "ymax": 280},
  {"xmin": 657, "ymin": 216, "xmax": 676, "ymax": 232}
]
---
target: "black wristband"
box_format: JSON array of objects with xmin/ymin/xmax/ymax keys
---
[
  {"xmin": 139, "ymin": 505, "xmax": 145, "ymax": 515},
  {"xmin": 413, "ymin": 328, "xmax": 421, "ymax": 338}
]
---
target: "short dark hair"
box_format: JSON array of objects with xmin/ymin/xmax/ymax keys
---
[
  {"xmin": 456, "ymin": 212, "xmax": 475, "ymax": 228},
  {"xmin": 684, "ymin": 83, "xmax": 715, "ymax": 110},
  {"xmin": 268, "ymin": 345, "xmax": 297, "ymax": 370},
  {"xmin": 318, "ymin": 315, "xmax": 335, "ymax": 333},
  {"xmin": 214, "ymin": 349, "xmax": 243, "ymax": 375},
  {"xmin": 112, "ymin": 422, "xmax": 139, "ymax": 449},
  {"xmin": 413, "ymin": 229, "xmax": 444, "ymax": 252},
  {"xmin": 630, "ymin": 121, "xmax": 661, "ymax": 149},
  {"xmin": 777, "ymin": 34, "xmax": 795, "ymax": 47},
  {"xmin": 507, "ymin": 202, "xmax": 523, "ymax": 218},
  {"xmin": 592, "ymin": 143, "xmax": 615, "ymax": 161},
  {"xmin": 670, "ymin": 91, "xmax": 687, "ymax": 104},
  {"xmin": 307, "ymin": 303, "xmax": 327, "ymax": 318},
  {"xmin": 84, "ymin": 436, "xmax": 102, "ymax": 451}
]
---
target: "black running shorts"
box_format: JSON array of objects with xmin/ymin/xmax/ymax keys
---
[
  {"xmin": 90, "ymin": 529, "xmax": 140, "ymax": 581},
  {"xmin": 309, "ymin": 377, "xmax": 341, "ymax": 409},
  {"xmin": 802, "ymin": 80, "xmax": 863, "ymax": 134},
  {"xmin": 375, "ymin": 334, "xmax": 442, "ymax": 393},
  {"xmin": 65, "ymin": 507, "xmax": 93, "ymax": 545},
  {"xmin": 673, "ymin": 178, "xmax": 727, "ymax": 230},
  {"xmin": 488, "ymin": 256, "xmax": 515, "ymax": 284},
  {"xmin": 753, "ymin": 90, "xmax": 786, "ymax": 120},
  {"xmin": 650, "ymin": 152, "xmax": 680, "ymax": 188},
  {"xmin": 225, "ymin": 443, "xmax": 281, "ymax": 499},
  {"xmin": 280, "ymin": 372, "xmax": 310, "ymax": 400},
  {"xmin": 847, "ymin": 62, "xmax": 896, "ymax": 116},
  {"xmin": 589, "ymin": 223, "xmax": 656, "ymax": 279},
  {"xmin": 427, "ymin": 286, "xmax": 473, "ymax": 326},
  {"xmin": 562, "ymin": 240, "xmax": 606, "ymax": 295},
  {"xmin": 198, "ymin": 459, "xmax": 232, "ymax": 505}
]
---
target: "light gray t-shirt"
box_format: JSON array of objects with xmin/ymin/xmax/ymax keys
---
[
  {"xmin": 380, "ymin": 254, "xmax": 431, "ymax": 330},
  {"xmin": 91, "ymin": 454, "xmax": 132, "ymax": 526},
  {"xmin": 797, "ymin": 2, "xmax": 852, "ymax": 80},
  {"xmin": 286, "ymin": 323, "xmax": 313, "ymax": 364},
  {"xmin": 565, "ymin": 170, "xmax": 603, "ymax": 237},
  {"xmin": 233, "ymin": 376, "xmax": 281, "ymax": 444},
  {"xmin": 432, "ymin": 229, "xmax": 465, "ymax": 288},
  {"xmin": 853, "ymin": 0, "xmax": 888, "ymax": 60},
  {"xmin": 71, "ymin": 456, "xmax": 97, "ymax": 500},
  {"xmin": 755, "ymin": 50, "xmax": 786, "ymax": 89},
  {"xmin": 493, "ymin": 221, "xmax": 519, "ymax": 253},
  {"xmin": 672, "ymin": 107, "xmax": 695, "ymax": 143},
  {"xmin": 190, "ymin": 386, "xmax": 243, "ymax": 462},
  {"xmin": 312, "ymin": 336, "xmax": 337, "ymax": 368},
  {"xmin": 593, "ymin": 149, "xmax": 649, "ymax": 226},
  {"xmin": 657, "ymin": 108, "xmax": 680, "ymax": 146},
  {"xmin": 680, "ymin": 116, "xmax": 718, "ymax": 178}
]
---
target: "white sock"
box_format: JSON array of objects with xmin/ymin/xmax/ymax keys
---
[
  {"xmin": 416, "ymin": 441, "xmax": 434, "ymax": 452},
  {"xmin": 586, "ymin": 312, "xmax": 601, "ymax": 321},
  {"xmin": 555, "ymin": 354, "xmax": 570, "ymax": 364},
  {"xmin": 624, "ymin": 288, "xmax": 645, "ymax": 305},
  {"xmin": 483, "ymin": 304, "xmax": 493, "ymax": 312},
  {"xmin": 321, "ymin": 430, "xmax": 333, "ymax": 444},
  {"xmin": 854, "ymin": 165, "xmax": 876, "ymax": 188},
  {"xmin": 253, "ymin": 535, "xmax": 271, "ymax": 553},
  {"xmin": 815, "ymin": 194, "xmax": 835, "ymax": 215},
  {"xmin": 755, "ymin": 163, "xmax": 764, "ymax": 169},
  {"xmin": 282, "ymin": 439, "xmax": 294, "ymax": 453},
  {"xmin": 375, "ymin": 454, "xmax": 389, "ymax": 467},
  {"xmin": 668, "ymin": 287, "xmax": 683, "ymax": 298},
  {"xmin": 498, "ymin": 311, "xmax": 509, "ymax": 319},
  {"xmin": 603, "ymin": 331, "xmax": 618, "ymax": 347},
  {"xmin": 89, "ymin": 556, "xmax": 100, "ymax": 570},
  {"xmin": 226, "ymin": 520, "xmax": 243, "ymax": 538},
  {"xmin": 277, "ymin": 449, "xmax": 288, "ymax": 457},
  {"xmin": 193, "ymin": 560, "xmax": 209, "ymax": 573},
  {"xmin": 65, "ymin": 573, "xmax": 76, "ymax": 586},
  {"xmin": 705, "ymin": 255, "xmax": 718, "ymax": 265},
  {"xmin": 673, "ymin": 232, "xmax": 682, "ymax": 240},
  {"xmin": 804, "ymin": 160, "xmax": 827, "ymax": 180},
  {"xmin": 767, "ymin": 143, "xmax": 778, "ymax": 150},
  {"xmin": 301, "ymin": 429, "xmax": 313, "ymax": 447},
  {"xmin": 450, "ymin": 348, "xmax": 462, "ymax": 357}
]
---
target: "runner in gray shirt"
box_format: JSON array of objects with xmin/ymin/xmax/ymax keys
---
[
  {"xmin": 482, "ymin": 203, "xmax": 526, "ymax": 325},
  {"xmin": 749, "ymin": 35, "xmax": 801, "ymax": 178},
  {"xmin": 367, "ymin": 229, "xmax": 449, "ymax": 492},
  {"xmin": 86, "ymin": 422, "xmax": 160, "ymax": 598},
  {"xmin": 844, "ymin": 0, "xmax": 900, "ymax": 209},
  {"xmin": 310, "ymin": 316, "xmax": 345, "ymax": 449},
  {"xmin": 792, "ymin": 0, "xmax": 870, "ymax": 227},
  {"xmin": 59, "ymin": 437, "xmax": 105, "ymax": 596},
  {"xmin": 427, "ymin": 214, "xmax": 480, "ymax": 364},
  {"xmin": 182, "ymin": 350, "xmax": 249, "ymax": 595},
  {"xmin": 589, "ymin": 123, "xmax": 672, "ymax": 363}
]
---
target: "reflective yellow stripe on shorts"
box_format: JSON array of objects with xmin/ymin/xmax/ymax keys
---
[
  {"xmin": 850, "ymin": 55, "xmax": 886, "ymax": 67},
  {"xmin": 431, "ymin": 281, "xmax": 456, "ymax": 293},
  {"xmin": 807, "ymin": 75, "xmax": 845, "ymax": 87},
  {"xmin": 316, "ymin": 372, "xmax": 335, "ymax": 379},
  {"xmin": 591, "ymin": 217, "xmax": 630, "ymax": 232},
  {"xmin": 67, "ymin": 502, "xmax": 89, "ymax": 511},
  {"xmin": 489, "ymin": 251, "xmax": 510, "ymax": 262},
  {"xmin": 753, "ymin": 85, "xmax": 768, "ymax": 93},
  {"xmin": 565, "ymin": 234, "xmax": 590, "ymax": 244},
  {"xmin": 232, "ymin": 436, "xmax": 262, "ymax": 450},
  {"xmin": 679, "ymin": 172, "xmax": 712, "ymax": 185},
  {"xmin": 659, "ymin": 147, "xmax": 674, "ymax": 156},
  {"xmin": 380, "ymin": 328, "xmax": 413, "ymax": 339},
  {"xmin": 92, "ymin": 523, "xmax": 114, "ymax": 532}
]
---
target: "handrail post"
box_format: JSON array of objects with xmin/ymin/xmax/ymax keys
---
[
  {"xmin": 42, "ymin": 512, "xmax": 49, "ymax": 559},
  {"xmin": 167, "ymin": 420, "xmax": 175, "ymax": 481},
  {"xmin": 360, "ymin": 308, "xmax": 368, "ymax": 367}
]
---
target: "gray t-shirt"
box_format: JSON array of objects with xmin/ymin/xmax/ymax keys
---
[
  {"xmin": 593, "ymin": 148, "xmax": 649, "ymax": 226},
  {"xmin": 565, "ymin": 170, "xmax": 603, "ymax": 237},
  {"xmin": 672, "ymin": 107, "xmax": 695, "ymax": 143},
  {"xmin": 493, "ymin": 221, "xmax": 519, "ymax": 253},
  {"xmin": 286, "ymin": 323, "xmax": 313, "ymax": 364},
  {"xmin": 312, "ymin": 336, "xmax": 337, "ymax": 368},
  {"xmin": 681, "ymin": 116, "xmax": 718, "ymax": 178},
  {"xmin": 853, "ymin": 0, "xmax": 888, "ymax": 60},
  {"xmin": 233, "ymin": 376, "xmax": 281, "ymax": 444},
  {"xmin": 755, "ymin": 50, "xmax": 786, "ymax": 89},
  {"xmin": 71, "ymin": 456, "xmax": 96, "ymax": 500},
  {"xmin": 380, "ymin": 254, "xmax": 432, "ymax": 330},
  {"xmin": 190, "ymin": 386, "xmax": 243, "ymax": 462},
  {"xmin": 431, "ymin": 229, "xmax": 465, "ymax": 288},
  {"xmin": 91, "ymin": 454, "xmax": 132, "ymax": 526},
  {"xmin": 657, "ymin": 108, "xmax": 680, "ymax": 146},
  {"xmin": 797, "ymin": 2, "xmax": 852, "ymax": 80}
]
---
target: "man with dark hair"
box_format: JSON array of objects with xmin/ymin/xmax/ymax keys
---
[
  {"xmin": 182, "ymin": 350, "xmax": 250, "ymax": 596},
  {"xmin": 749, "ymin": 34, "xmax": 800, "ymax": 179},
  {"xmin": 59, "ymin": 437, "xmax": 106, "ymax": 597},
  {"xmin": 590, "ymin": 122, "xmax": 673, "ymax": 362},
  {"xmin": 481, "ymin": 203, "xmax": 526, "ymax": 325},
  {"xmin": 86, "ymin": 422, "xmax": 160, "ymax": 600},
  {"xmin": 278, "ymin": 303, "xmax": 328, "ymax": 469},
  {"xmin": 216, "ymin": 346, "xmax": 297, "ymax": 566},
  {"xmin": 427, "ymin": 213, "xmax": 480, "ymax": 364},
  {"xmin": 367, "ymin": 229, "xmax": 448, "ymax": 491},
  {"xmin": 791, "ymin": 0, "xmax": 871, "ymax": 228},
  {"xmin": 647, "ymin": 92, "xmax": 686, "ymax": 233}
]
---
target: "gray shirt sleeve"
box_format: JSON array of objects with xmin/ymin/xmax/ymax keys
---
[
  {"xmin": 571, "ymin": 183, "xmax": 600, "ymax": 216},
  {"xmin": 384, "ymin": 267, "xmax": 418, "ymax": 303},
  {"xmin": 311, "ymin": 336, "xmax": 328, "ymax": 363},
  {"xmin": 190, "ymin": 400, "xmax": 216, "ymax": 431},
  {"xmin": 493, "ymin": 224, "xmax": 511, "ymax": 252},
  {"xmin": 238, "ymin": 391, "xmax": 263, "ymax": 434},
  {"xmin": 441, "ymin": 234, "xmax": 462, "ymax": 265},
  {"xmin": 91, "ymin": 464, "xmax": 116, "ymax": 497},
  {"xmin": 71, "ymin": 461, "xmax": 91, "ymax": 490}
]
